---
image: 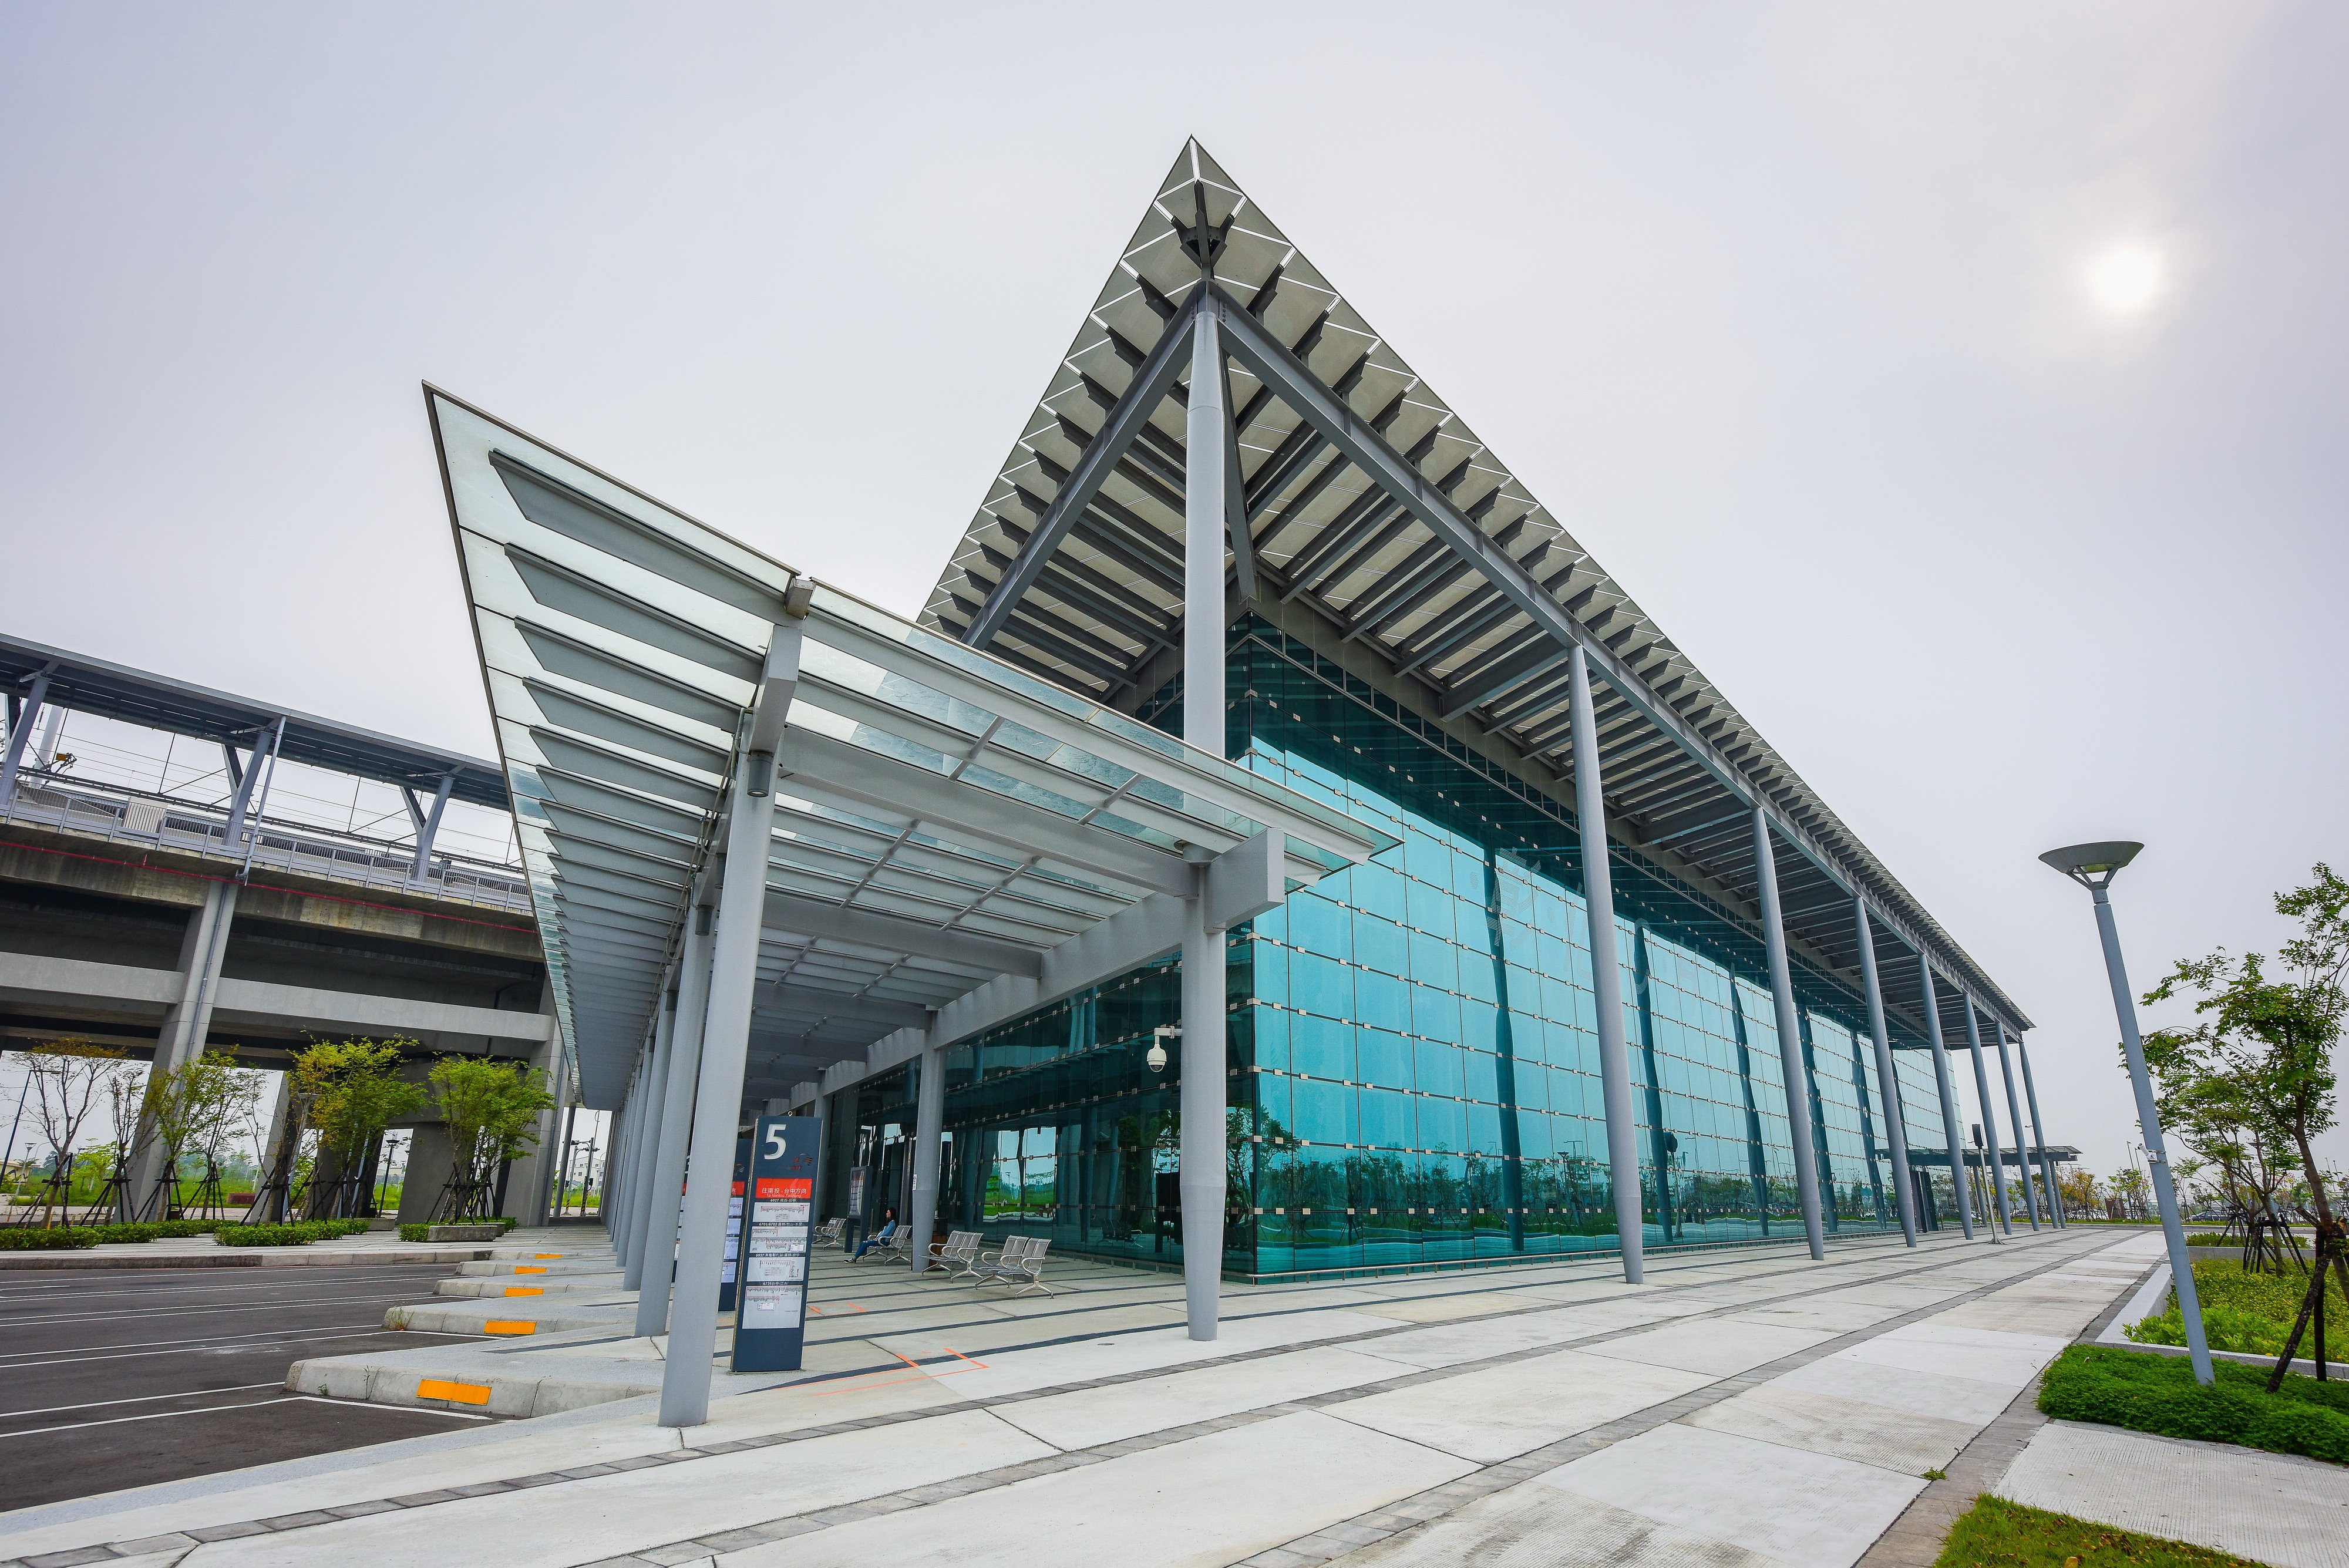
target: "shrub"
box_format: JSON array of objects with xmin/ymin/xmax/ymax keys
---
[
  {"xmin": 0, "ymin": 1226, "xmax": 98, "ymax": 1250},
  {"xmin": 214, "ymin": 1218, "xmax": 374, "ymax": 1247},
  {"xmin": 149, "ymin": 1219, "xmax": 218, "ymax": 1237},
  {"xmin": 2040, "ymin": 1344, "xmax": 2349, "ymax": 1463},
  {"xmin": 399, "ymin": 1223, "xmax": 428, "ymax": 1242},
  {"xmin": 90, "ymin": 1223, "xmax": 160, "ymax": 1244}
]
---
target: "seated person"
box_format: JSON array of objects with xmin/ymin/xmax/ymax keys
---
[{"xmin": 852, "ymin": 1208, "xmax": 900, "ymax": 1260}]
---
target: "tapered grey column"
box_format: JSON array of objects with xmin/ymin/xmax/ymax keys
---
[
  {"xmin": 1993, "ymin": 1025, "xmax": 2041, "ymax": 1229},
  {"xmin": 1179, "ymin": 304, "xmax": 1229, "ymax": 1341},
  {"xmin": 1569, "ymin": 648, "xmax": 1645, "ymax": 1283},
  {"xmin": 2018, "ymin": 1039, "xmax": 2061, "ymax": 1227},
  {"xmin": 1918, "ymin": 966, "xmax": 1974, "ymax": 1239},
  {"xmin": 661, "ymin": 627, "xmax": 792, "ymax": 1428},
  {"xmin": 133, "ymin": 880, "xmax": 240, "ymax": 1209},
  {"xmin": 1751, "ymin": 809, "xmax": 1827, "ymax": 1259},
  {"xmin": 607, "ymin": 1079, "xmax": 634, "ymax": 1260},
  {"xmin": 1961, "ymin": 996, "xmax": 2013, "ymax": 1236},
  {"xmin": 618, "ymin": 1007, "xmax": 671, "ymax": 1289},
  {"xmin": 638, "ymin": 918, "xmax": 714, "ymax": 1331},
  {"xmin": 1855, "ymin": 900, "xmax": 1918, "ymax": 1246},
  {"xmin": 904, "ymin": 1042, "xmax": 945, "ymax": 1273}
]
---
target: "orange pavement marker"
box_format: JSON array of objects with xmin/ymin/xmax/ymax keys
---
[
  {"xmin": 504, "ymin": 1286, "xmax": 544, "ymax": 1297},
  {"xmin": 483, "ymin": 1320, "xmax": 536, "ymax": 1335},
  {"xmin": 418, "ymin": 1378, "xmax": 492, "ymax": 1405}
]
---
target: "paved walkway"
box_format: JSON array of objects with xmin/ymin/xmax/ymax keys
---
[{"xmin": 0, "ymin": 1224, "xmax": 2254, "ymax": 1568}]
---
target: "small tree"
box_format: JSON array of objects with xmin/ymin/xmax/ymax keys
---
[
  {"xmin": 298, "ymin": 1039, "xmax": 425, "ymax": 1218},
  {"xmin": 428, "ymin": 1056, "xmax": 554, "ymax": 1220},
  {"xmin": 139, "ymin": 1050, "xmax": 250, "ymax": 1219},
  {"xmin": 2058, "ymin": 1167, "xmax": 2101, "ymax": 1220},
  {"xmin": 2143, "ymin": 863, "xmax": 2349, "ymax": 1388},
  {"xmin": 21, "ymin": 1037, "xmax": 126, "ymax": 1225}
]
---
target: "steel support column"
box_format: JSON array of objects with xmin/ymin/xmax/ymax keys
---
[
  {"xmin": 661, "ymin": 627, "xmax": 796, "ymax": 1429},
  {"xmin": 1962, "ymin": 995, "xmax": 2014, "ymax": 1236},
  {"xmin": 1570, "ymin": 647, "xmax": 1645, "ymax": 1282},
  {"xmin": 619, "ymin": 999, "xmax": 670, "ymax": 1287},
  {"xmin": 2018, "ymin": 1038, "xmax": 2061, "ymax": 1227},
  {"xmin": 1993, "ymin": 1025, "xmax": 2041, "ymax": 1229},
  {"xmin": 1752, "ymin": 808, "xmax": 1826, "ymax": 1259},
  {"xmin": 1855, "ymin": 900, "xmax": 1919, "ymax": 1246},
  {"xmin": 407, "ymin": 772, "xmax": 456, "ymax": 887},
  {"xmin": 637, "ymin": 916, "xmax": 713, "ymax": 1331},
  {"xmin": 0, "ymin": 668, "xmax": 52, "ymax": 806},
  {"xmin": 904, "ymin": 1042, "xmax": 945, "ymax": 1274},
  {"xmin": 133, "ymin": 879, "xmax": 240, "ymax": 1211},
  {"xmin": 1180, "ymin": 304, "xmax": 1229, "ymax": 1341},
  {"xmin": 1919, "ymin": 967, "xmax": 1974, "ymax": 1239}
]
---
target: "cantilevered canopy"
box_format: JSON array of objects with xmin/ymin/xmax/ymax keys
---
[
  {"xmin": 928, "ymin": 141, "xmax": 2030, "ymax": 1039},
  {"xmin": 431, "ymin": 388, "xmax": 1392, "ymax": 1112},
  {"xmin": 0, "ymin": 635, "xmax": 506, "ymax": 808}
]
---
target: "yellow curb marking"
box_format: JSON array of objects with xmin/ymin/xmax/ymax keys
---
[
  {"xmin": 483, "ymin": 1320, "xmax": 536, "ymax": 1335},
  {"xmin": 503, "ymin": 1286, "xmax": 544, "ymax": 1297},
  {"xmin": 513, "ymin": 1266, "xmax": 548, "ymax": 1274},
  {"xmin": 418, "ymin": 1378, "xmax": 492, "ymax": 1405},
  {"xmin": 534, "ymin": 1253, "xmax": 563, "ymax": 1259}
]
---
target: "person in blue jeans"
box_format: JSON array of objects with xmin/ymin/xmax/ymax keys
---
[{"xmin": 852, "ymin": 1208, "xmax": 899, "ymax": 1261}]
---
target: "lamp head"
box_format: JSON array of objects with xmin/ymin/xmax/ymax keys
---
[{"xmin": 2039, "ymin": 840, "xmax": 2142, "ymax": 892}]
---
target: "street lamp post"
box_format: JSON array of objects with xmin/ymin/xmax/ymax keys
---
[{"xmin": 2040, "ymin": 840, "xmax": 2213, "ymax": 1385}]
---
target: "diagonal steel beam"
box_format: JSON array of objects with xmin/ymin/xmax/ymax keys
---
[
  {"xmin": 1208, "ymin": 287, "xmax": 1960, "ymax": 981},
  {"xmin": 967, "ymin": 293, "xmax": 1203, "ymax": 647}
]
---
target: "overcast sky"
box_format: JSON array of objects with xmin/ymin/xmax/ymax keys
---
[{"xmin": 5, "ymin": 3, "xmax": 2344, "ymax": 1194}]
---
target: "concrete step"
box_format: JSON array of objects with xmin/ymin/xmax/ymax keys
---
[
  {"xmin": 456, "ymin": 1259, "xmax": 615, "ymax": 1278},
  {"xmin": 484, "ymin": 1245, "xmax": 607, "ymax": 1261},
  {"xmin": 288, "ymin": 1325, "xmax": 803, "ymax": 1419},
  {"xmin": 435, "ymin": 1271, "xmax": 624, "ymax": 1299},
  {"xmin": 385, "ymin": 1298, "xmax": 637, "ymax": 1336}
]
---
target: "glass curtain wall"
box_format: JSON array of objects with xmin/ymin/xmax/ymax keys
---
[{"xmin": 899, "ymin": 617, "xmax": 1946, "ymax": 1278}]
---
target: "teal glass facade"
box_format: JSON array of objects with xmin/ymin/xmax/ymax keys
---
[{"xmin": 840, "ymin": 617, "xmax": 1952, "ymax": 1278}]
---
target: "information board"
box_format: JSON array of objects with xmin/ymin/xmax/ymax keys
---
[
  {"xmin": 730, "ymin": 1115, "xmax": 816, "ymax": 1372},
  {"xmin": 718, "ymin": 1136, "xmax": 749, "ymax": 1314}
]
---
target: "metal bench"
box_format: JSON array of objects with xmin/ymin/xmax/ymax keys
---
[
  {"xmin": 935, "ymin": 1230, "xmax": 984, "ymax": 1277},
  {"xmin": 814, "ymin": 1217, "xmax": 847, "ymax": 1250},
  {"xmin": 975, "ymin": 1234, "xmax": 1054, "ymax": 1296}
]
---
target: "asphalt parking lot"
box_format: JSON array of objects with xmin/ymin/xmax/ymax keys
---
[{"xmin": 0, "ymin": 1261, "xmax": 489, "ymax": 1509}]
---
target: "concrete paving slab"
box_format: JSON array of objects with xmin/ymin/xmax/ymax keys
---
[
  {"xmin": 713, "ymin": 1409, "xmax": 1478, "ymax": 1568},
  {"xmin": 1725, "ymin": 1298, "xmax": 1905, "ymax": 1333},
  {"xmin": 1829, "ymin": 1327, "xmax": 2053, "ymax": 1389},
  {"xmin": 179, "ymin": 1409, "xmax": 1055, "ymax": 1568},
  {"xmin": 1766, "ymin": 1354, "xmax": 2018, "ymax": 1426},
  {"xmin": 1343, "ymin": 1305, "xmax": 1635, "ymax": 1370},
  {"xmin": 992, "ymin": 1345, "xmax": 1404, "ymax": 1449},
  {"xmin": 935, "ymin": 1307, "xmax": 1414, "ymax": 1401},
  {"xmin": 1680, "ymin": 1382, "xmax": 1979, "ymax": 1476},
  {"xmin": 1581, "ymin": 1318, "xmax": 1835, "ymax": 1377},
  {"xmin": 1537, "ymin": 1422, "xmax": 1924, "ymax": 1567},
  {"xmin": 1338, "ymin": 1290, "xmax": 1546, "ymax": 1322},
  {"xmin": 1325, "ymin": 1345, "xmax": 1712, "ymax": 1462},
  {"xmin": 1333, "ymin": 1482, "xmax": 1795, "ymax": 1567},
  {"xmin": 867, "ymin": 1302, "xmax": 1192, "ymax": 1357},
  {"xmin": 0, "ymin": 1415, "xmax": 688, "ymax": 1563},
  {"xmin": 1998, "ymin": 1420, "xmax": 2349, "ymax": 1568}
]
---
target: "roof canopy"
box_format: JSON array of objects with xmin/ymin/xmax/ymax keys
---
[
  {"xmin": 926, "ymin": 142, "xmax": 2029, "ymax": 1042},
  {"xmin": 432, "ymin": 389, "xmax": 1393, "ymax": 1111},
  {"xmin": 0, "ymin": 635, "xmax": 506, "ymax": 809}
]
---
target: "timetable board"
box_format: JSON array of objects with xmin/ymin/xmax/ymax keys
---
[{"xmin": 729, "ymin": 1116, "xmax": 816, "ymax": 1372}]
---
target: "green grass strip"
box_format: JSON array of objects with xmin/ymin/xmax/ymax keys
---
[
  {"xmin": 2040, "ymin": 1344, "xmax": 2349, "ymax": 1463},
  {"xmin": 1934, "ymin": 1495, "xmax": 2275, "ymax": 1566}
]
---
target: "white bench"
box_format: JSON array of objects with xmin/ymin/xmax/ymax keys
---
[
  {"xmin": 975, "ymin": 1235, "xmax": 1054, "ymax": 1296},
  {"xmin": 935, "ymin": 1230, "xmax": 984, "ymax": 1277}
]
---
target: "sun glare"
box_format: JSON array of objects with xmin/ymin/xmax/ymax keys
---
[{"xmin": 2086, "ymin": 245, "xmax": 2165, "ymax": 315}]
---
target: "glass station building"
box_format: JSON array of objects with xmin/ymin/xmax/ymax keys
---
[{"xmin": 816, "ymin": 145, "xmax": 2047, "ymax": 1280}]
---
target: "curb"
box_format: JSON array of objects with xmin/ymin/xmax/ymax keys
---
[{"xmin": 0, "ymin": 1247, "xmax": 497, "ymax": 1271}]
